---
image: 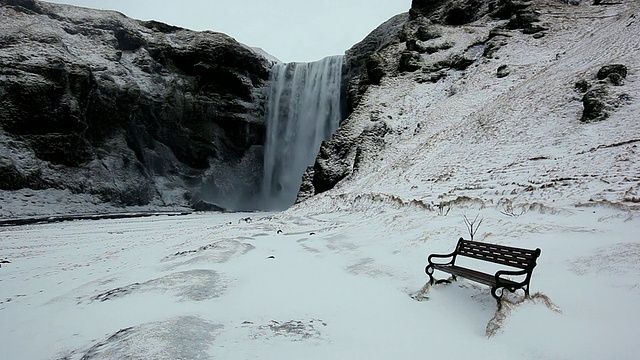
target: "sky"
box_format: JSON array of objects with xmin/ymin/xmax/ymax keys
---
[{"xmin": 44, "ymin": 0, "xmax": 410, "ymax": 63}]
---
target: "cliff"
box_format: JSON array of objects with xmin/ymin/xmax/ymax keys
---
[{"xmin": 0, "ymin": 0, "xmax": 271, "ymax": 215}]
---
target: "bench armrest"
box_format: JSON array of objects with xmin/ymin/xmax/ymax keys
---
[
  {"xmin": 427, "ymin": 251, "xmax": 456, "ymax": 266},
  {"xmin": 495, "ymin": 268, "xmax": 529, "ymax": 284}
]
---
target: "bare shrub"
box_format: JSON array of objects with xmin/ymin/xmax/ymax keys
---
[{"xmin": 462, "ymin": 213, "xmax": 484, "ymax": 240}]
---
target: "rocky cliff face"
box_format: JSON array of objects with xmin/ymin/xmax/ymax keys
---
[
  {"xmin": 298, "ymin": 0, "xmax": 555, "ymax": 202},
  {"xmin": 0, "ymin": 0, "xmax": 271, "ymax": 213}
]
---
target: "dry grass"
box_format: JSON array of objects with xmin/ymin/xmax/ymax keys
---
[
  {"xmin": 486, "ymin": 292, "xmax": 562, "ymax": 338},
  {"xmin": 409, "ymin": 282, "xmax": 432, "ymax": 302}
]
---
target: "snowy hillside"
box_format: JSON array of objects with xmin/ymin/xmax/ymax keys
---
[{"xmin": 1, "ymin": 1, "xmax": 640, "ymax": 359}]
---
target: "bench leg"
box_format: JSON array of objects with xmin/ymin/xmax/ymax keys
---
[
  {"xmin": 425, "ymin": 265, "xmax": 456, "ymax": 285},
  {"xmin": 425, "ymin": 265, "xmax": 435, "ymax": 285},
  {"xmin": 491, "ymin": 286, "xmax": 503, "ymax": 309}
]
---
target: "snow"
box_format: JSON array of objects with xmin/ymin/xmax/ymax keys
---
[
  {"xmin": 1, "ymin": 1, "xmax": 640, "ymax": 359},
  {"xmin": 2, "ymin": 205, "xmax": 639, "ymax": 359}
]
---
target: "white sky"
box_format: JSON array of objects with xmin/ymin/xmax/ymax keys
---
[{"xmin": 44, "ymin": 0, "xmax": 410, "ymax": 62}]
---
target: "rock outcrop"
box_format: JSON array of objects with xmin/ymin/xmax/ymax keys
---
[
  {"xmin": 579, "ymin": 64, "xmax": 631, "ymax": 123},
  {"xmin": 0, "ymin": 0, "xmax": 271, "ymax": 212},
  {"xmin": 410, "ymin": 0, "xmax": 489, "ymax": 25},
  {"xmin": 343, "ymin": 13, "xmax": 409, "ymax": 113}
]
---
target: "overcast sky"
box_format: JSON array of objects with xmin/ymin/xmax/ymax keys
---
[{"xmin": 44, "ymin": 0, "xmax": 410, "ymax": 63}]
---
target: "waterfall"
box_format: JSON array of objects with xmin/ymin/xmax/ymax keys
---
[{"xmin": 261, "ymin": 55, "xmax": 345, "ymax": 210}]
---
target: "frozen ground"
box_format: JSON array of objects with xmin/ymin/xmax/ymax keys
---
[{"xmin": 1, "ymin": 1, "xmax": 640, "ymax": 359}]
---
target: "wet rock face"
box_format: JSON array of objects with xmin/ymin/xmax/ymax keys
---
[{"xmin": 0, "ymin": 0, "xmax": 270, "ymax": 209}]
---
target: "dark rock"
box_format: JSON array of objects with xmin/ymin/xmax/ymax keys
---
[
  {"xmin": 497, "ymin": 65, "xmax": 510, "ymax": 78},
  {"xmin": 0, "ymin": 0, "xmax": 271, "ymax": 211},
  {"xmin": 532, "ymin": 32, "xmax": 546, "ymax": 39},
  {"xmin": 488, "ymin": 28, "xmax": 513, "ymax": 39},
  {"xmin": 410, "ymin": 0, "xmax": 445, "ymax": 20},
  {"xmin": 399, "ymin": 51, "xmax": 424, "ymax": 72},
  {"xmin": 575, "ymin": 79, "xmax": 590, "ymax": 93},
  {"xmin": 416, "ymin": 25, "xmax": 442, "ymax": 41},
  {"xmin": 608, "ymin": 73, "xmax": 624, "ymax": 86},
  {"xmin": 581, "ymin": 86, "xmax": 610, "ymax": 122},
  {"xmin": 508, "ymin": 10, "xmax": 541, "ymax": 30},
  {"xmin": 445, "ymin": 54, "xmax": 475, "ymax": 71},
  {"xmin": 114, "ymin": 28, "xmax": 146, "ymax": 51},
  {"xmin": 597, "ymin": 64, "xmax": 627, "ymax": 80},
  {"xmin": 3, "ymin": 0, "xmax": 42, "ymax": 14},
  {"xmin": 490, "ymin": 1, "xmax": 547, "ymax": 35},
  {"xmin": 410, "ymin": 0, "xmax": 489, "ymax": 25},
  {"xmin": 425, "ymin": 41, "xmax": 454, "ymax": 54},
  {"xmin": 192, "ymin": 199, "xmax": 225, "ymax": 212},
  {"xmin": 522, "ymin": 24, "xmax": 549, "ymax": 34},
  {"xmin": 484, "ymin": 36, "xmax": 509, "ymax": 58},
  {"xmin": 617, "ymin": 93, "xmax": 632, "ymax": 105},
  {"xmin": 490, "ymin": 0, "xmax": 531, "ymax": 20},
  {"xmin": 351, "ymin": 122, "xmax": 391, "ymax": 173},
  {"xmin": 142, "ymin": 20, "xmax": 184, "ymax": 33},
  {"xmin": 406, "ymin": 39, "xmax": 428, "ymax": 53},
  {"xmin": 445, "ymin": 3, "xmax": 483, "ymax": 25},
  {"xmin": 415, "ymin": 70, "xmax": 447, "ymax": 83},
  {"xmin": 366, "ymin": 54, "xmax": 387, "ymax": 85},
  {"xmin": 577, "ymin": 65, "xmax": 631, "ymax": 123}
]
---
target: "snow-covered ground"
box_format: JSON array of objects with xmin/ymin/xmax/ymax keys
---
[
  {"xmin": 1, "ymin": 205, "xmax": 639, "ymax": 359},
  {"xmin": 1, "ymin": 1, "xmax": 640, "ymax": 359}
]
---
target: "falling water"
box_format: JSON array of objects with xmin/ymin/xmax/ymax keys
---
[{"xmin": 261, "ymin": 55, "xmax": 345, "ymax": 210}]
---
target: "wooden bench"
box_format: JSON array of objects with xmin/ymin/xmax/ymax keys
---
[{"xmin": 425, "ymin": 238, "xmax": 541, "ymax": 306}]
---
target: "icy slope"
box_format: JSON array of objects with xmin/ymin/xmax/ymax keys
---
[{"xmin": 301, "ymin": 0, "xmax": 640, "ymax": 214}]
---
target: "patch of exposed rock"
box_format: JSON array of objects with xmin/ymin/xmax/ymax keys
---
[
  {"xmin": 496, "ymin": 64, "xmax": 511, "ymax": 78},
  {"xmin": 410, "ymin": 0, "xmax": 491, "ymax": 25},
  {"xmin": 0, "ymin": 0, "xmax": 271, "ymax": 212},
  {"xmin": 577, "ymin": 64, "xmax": 631, "ymax": 123}
]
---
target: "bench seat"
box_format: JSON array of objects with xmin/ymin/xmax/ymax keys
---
[{"xmin": 431, "ymin": 264, "xmax": 520, "ymax": 288}]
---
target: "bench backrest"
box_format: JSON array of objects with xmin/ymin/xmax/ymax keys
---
[{"xmin": 455, "ymin": 238, "xmax": 541, "ymax": 270}]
